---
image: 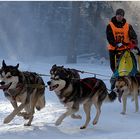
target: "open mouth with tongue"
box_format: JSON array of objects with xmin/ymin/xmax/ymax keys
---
[
  {"xmin": 118, "ymin": 90, "xmax": 124, "ymax": 103},
  {"xmin": 0, "ymin": 82, "xmax": 12, "ymax": 91},
  {"xmin": 49, "ymin": 84, "xmax": 59, "ymax": 91}
]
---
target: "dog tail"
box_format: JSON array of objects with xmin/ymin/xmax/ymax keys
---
[
  {"xmin": 105, "ymin": 91, "xmax": 117, "ymax": 102},
  {"xmin": 36, "ymin": 94, "xmax": 46, "ymax": 111}
]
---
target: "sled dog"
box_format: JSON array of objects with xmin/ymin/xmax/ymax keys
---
[
  {"xmin": 114, "ymin": 76, "xmax": 140, "ymax": 114},
  {"xmin": 50, "ymin": 64, "xmax": 80, "ymax": 80},
  {"xmin": 0, "ymin": 60, "xmax": 46, "ymax": 126},
  {"xmin": 47, "ymin": 69, "xmax": 116, "ymax": 129},
  {"xmin": 50, "ymin": 64, "xmax": 81, "ymax": 122}
]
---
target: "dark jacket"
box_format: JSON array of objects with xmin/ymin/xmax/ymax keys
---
[{"xmin": 106, "ymin": 16, "xmax": 138, "ymax": 48}]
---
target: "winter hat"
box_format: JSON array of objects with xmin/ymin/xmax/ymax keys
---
[{"xmin": 116, "ymin": 8, "xmax": 125, "ymax": 16}]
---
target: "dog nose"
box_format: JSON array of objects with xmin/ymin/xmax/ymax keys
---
[
  {"xmin": 47, "ymin": 81, "xmax": 51, "ymax": 85},
  {"xmin": 0, "ymin": 81, "xmax": 5, "ymax": 85}
]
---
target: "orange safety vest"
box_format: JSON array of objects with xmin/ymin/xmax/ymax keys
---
[{"xmin": 107, "ymin": 21, "xmax": 130, "ymax": 51}]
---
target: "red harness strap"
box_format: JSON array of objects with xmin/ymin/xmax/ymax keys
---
[{"xmin": 80, "ymin": 78, "xmax": 98, "ymax": 93}]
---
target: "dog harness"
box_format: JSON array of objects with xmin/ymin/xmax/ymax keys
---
[
  {"xmin": 5, "ymin": 83, "xmax": 26, "ymax": 101},
  {"xmin": 4, "ymin": 72, "xmax": 44, "ymax": 101},
  {"xmin": 80, "ymin": 78, "xmax": 99, "ymax": 93}
]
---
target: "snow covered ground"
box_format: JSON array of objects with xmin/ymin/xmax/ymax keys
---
[{"xmin": 0, "ymin": 57, "xmax": 140, "ymax": 139}]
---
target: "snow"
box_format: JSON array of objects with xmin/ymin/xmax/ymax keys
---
[{"xmin": 0, "ymin": 57, "xmax": 140, "ymax": 139}]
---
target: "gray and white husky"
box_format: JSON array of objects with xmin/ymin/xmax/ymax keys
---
[{"xmin": 0, "ymin": 60, "xmax": 46, "ymax": 126}]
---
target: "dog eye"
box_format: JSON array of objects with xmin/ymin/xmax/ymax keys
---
[
  {"xmin": 54, "ymin": 78, "xmax": 59, "ymax": 80},
  {"xmin": 54, "ymin": 75, "xmax": 59, "ymax": 80},
  {"xmin": 50, "ymin": 77, "xmax": 59, "ymax": 80}
]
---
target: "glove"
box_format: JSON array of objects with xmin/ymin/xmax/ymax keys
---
[
  {"xmin": 137, "ymin": 51, "xmax": 140, "ymax": 55},
  {"xmin": 132, "ymin": 47, "xmax": 140, "ymax": 55},
  {"xmin": 117, "ymin": 43, "xmax": 123, "ymax": 48},
  {"xmin": 136, "ymin": 47, "xmax": 140, "ymax": 55}
]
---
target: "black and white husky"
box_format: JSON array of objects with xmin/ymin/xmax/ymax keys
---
[
  {"xmin": 0, "ymin": 60, "xmax": 46, "ymax": 126},
  {"xmin": 47, "ymin": 67, "xmax": 117, "ymax": 129}
]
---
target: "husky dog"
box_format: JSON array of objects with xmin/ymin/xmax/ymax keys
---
[
  {"xmin": 47, "ymin": 69, "xmax": 117, "ymax": 129},
  {"xmin": 50, "ymin": 64, "xmax": 81, "ymax": 120},
  {"xmin": 114, "ymin": 76, "xmax": 140, "ymax": 114},
  {"xmin": 50, "ymin": 64, "xmax": 80, "ymax": 80},
  {"xmin": 0, "ymin": 60, "xmax": 46, "ymax": 126}
]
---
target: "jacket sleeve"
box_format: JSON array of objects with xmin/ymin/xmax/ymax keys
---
[
  {"xmin": 129, "ymin": 24, "xmax": 138, "ymax": 45},
  {"xmin": 106, "ymin": 24, "xmax": 116, "ymax": 47}
]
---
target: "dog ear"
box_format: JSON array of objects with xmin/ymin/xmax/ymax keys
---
[
  {"xmin": 2, "ymin": 60, "xmax": 6, "ymax": 68},
  {"xmin": 52, "ymin": 64, "xmax": 57, "ymax": 68},
  {"xmin": 15, "ymin": 63, "xmax": 19, "ymax": 69}
]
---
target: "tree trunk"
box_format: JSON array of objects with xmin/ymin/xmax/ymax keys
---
[{"xmin": 67, "ymin": 1, "xmax": 80, "ymax": 63}]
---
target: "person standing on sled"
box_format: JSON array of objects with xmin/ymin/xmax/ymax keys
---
[{"xmin": 106, "ymin": 8, "xmax": 140, "ymax": 92}]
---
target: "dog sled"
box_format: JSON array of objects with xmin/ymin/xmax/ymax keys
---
[
  {"xmin": 113, "ymin": 50, "xmax": 138, "ymax": 77},
  {"xmin": 112, "ymin": 39, "xmax": 140, "ymax": 78}
]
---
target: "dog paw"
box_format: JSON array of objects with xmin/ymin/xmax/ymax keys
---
[
  {"xmin": 121, "ymin": 112, "xmax": 126, "ymax": 115},
  {"xmin": 24, "ymin": 123, "xmax": 31, "ymax": 126},
  {"xmin": 80, "ymin": 126, "xmax": 86, "ymax": 129},
  {"xmin": 55, "ymin": 119, "xmax": 62, "ymax": 126},
  {"xmin": 3, "ymin": 115, "xmax": 13, "ymax": 124}
]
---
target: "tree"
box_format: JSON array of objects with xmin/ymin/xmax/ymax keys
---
[{"xmin": 67, "ymin": 1, "xmax": 80, "ymax": 63}]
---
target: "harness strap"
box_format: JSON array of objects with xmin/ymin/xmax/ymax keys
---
[
  {"xmin": 80, "ymin": 78, "xmax": 98, "ymax": 93},
  {"xmin": 7, "ymin": 83, "xmax": 25, "ymax": 101}
]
